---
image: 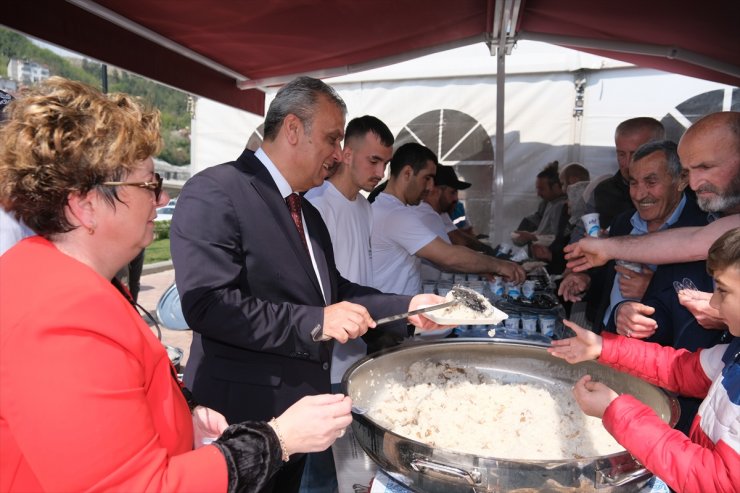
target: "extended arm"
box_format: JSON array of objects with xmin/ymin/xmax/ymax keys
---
[
  {"xmin": 417, "ymin": 237, "xmax": 526, "ymax": 284},
  {"xmin": 566, "ymin": 215, "xmax": 740, "ymax": 271}
]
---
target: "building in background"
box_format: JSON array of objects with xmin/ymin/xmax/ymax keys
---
[{"xmin": 7, "ymin": 59, "xmax": 50, "ymax": 84}]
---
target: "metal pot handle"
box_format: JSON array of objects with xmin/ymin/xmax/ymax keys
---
[
  {"xmin": 410, "ymin": 457, "xmax": 482, "ymax": 485},
  {"xmin": 595, "ymin": 461, "xmax": 651, "ymax": 488}
]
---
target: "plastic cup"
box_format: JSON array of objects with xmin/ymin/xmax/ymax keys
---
[
  {"xmin": 504, "ymin": 314, "xmax": 521, "ymax": 333},
  {"xmin": 506, "ymin": 282, "xmax": 521, "ymax": 300},
  {"xmin": 581, "ymin": 213, "xmax": 601, "ymax": 237},
  {"xmin": 522, "ymin": 280, "xmax": 536, "ymax": 300},
  {"xmin": 539, "ymin": 315, "xmax": 557, "ymax": 337},
  {"xmin": 491, "ymin": 276, "xmax": 505, "ymax": 297},
  {"xmin": 522, "ymin": 314, "xmax": 538, "ymax": 335}
]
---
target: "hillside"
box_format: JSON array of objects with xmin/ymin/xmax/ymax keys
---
[{"xmin": 0, "ymin": 27, "xmax": 190, "ymax": 165}]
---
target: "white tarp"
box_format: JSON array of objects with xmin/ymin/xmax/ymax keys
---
[{"xmin": 190, "ymin": 41, "xmax": 735, "ymax": 244}]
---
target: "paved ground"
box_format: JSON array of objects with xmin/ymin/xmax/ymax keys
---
[{"xmin": 136, "ymin": 265, "xmax": 193, "ymax": 369}]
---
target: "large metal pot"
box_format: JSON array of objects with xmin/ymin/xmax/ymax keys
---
[{"xmin": 342, "ymin": 339, "xmax": 679, "ymax": 493}]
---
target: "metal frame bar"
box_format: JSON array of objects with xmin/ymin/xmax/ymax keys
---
[
  {"xmin": 66, "ymin": 0, "xmax": 250, "ymax": 82},
  {"xmin": 519, "ymin": 31, "xmax": 740, "ymax": 80}
]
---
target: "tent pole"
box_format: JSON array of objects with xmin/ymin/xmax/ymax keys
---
[{"xmin": 493, "ymin": 46, "xmax": 506, "ymax": 246}]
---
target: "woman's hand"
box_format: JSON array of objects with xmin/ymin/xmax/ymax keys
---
[
  {"xmin": 572, "ymin": 375, "xmax": 619, "ymax": 418},
  {"xmin": 192, "ymin": 406, "xmax": 229, "ymax": 449},
  {"xmin": 273, "ymin": 394, "xmax": 352, "ymax": 456},
  {"xmin": 547, "ymin": 319, "xmax": 602, "ymax": 364}
]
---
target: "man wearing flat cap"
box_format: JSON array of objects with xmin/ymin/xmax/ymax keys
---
[{"xmin": 371, "ymin": 143, "xmax": 525, "ymax": 296}]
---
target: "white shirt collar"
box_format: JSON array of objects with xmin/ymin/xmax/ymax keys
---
[{"xmin": 255, "ymin": 147, "xmax": 292, "ymax": 199}]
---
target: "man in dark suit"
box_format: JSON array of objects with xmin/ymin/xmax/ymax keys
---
[{"xmin": 170, "ymin": 76, "xmax": 447, "ymax": 492}]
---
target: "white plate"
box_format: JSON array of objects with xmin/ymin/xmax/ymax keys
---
[
  {"xmin": 415, "ymin": 328, "xmax": 454, "ymax": 339},
  {"xmin": 421, "ymin": 306, "xmax": 509, "ymax": 326}
]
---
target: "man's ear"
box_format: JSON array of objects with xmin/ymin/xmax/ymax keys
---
[
  {"xmin": 342, "ymin": 145, "xmax": 353, "ymax": 165},
  {"xmin": 401, "ymin": 164, "xmax": 413, "ymax": 181},
  {"xmin": 284, "ymin": 114, "xmax": 302, "ymax": 145}
]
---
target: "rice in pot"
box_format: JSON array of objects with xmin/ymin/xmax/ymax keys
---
[{"xmin": 367, "ymin": 360, "xmax": 624, "ymax": 460}]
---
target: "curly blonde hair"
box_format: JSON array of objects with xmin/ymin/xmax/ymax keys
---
[{"xmin": 0, "ymin": 77, "xmax": 161, "ymax": 237}]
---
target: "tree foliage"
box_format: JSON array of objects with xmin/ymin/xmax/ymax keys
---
[{"xmin": 0, "ymin": 27, "xmax": 191, "ymax": 165}]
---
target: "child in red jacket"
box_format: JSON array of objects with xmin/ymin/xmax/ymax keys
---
[{"xmin": 549, "ymin": 227, "xmax": 740, "ymax": 493}]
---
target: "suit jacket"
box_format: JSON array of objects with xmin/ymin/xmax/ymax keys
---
[
  {"xmin": 170, "ymin": 149, "xmax": 411, "ymax": 424},
  {"xmin": 603, "ymin": 194, "xmax": 709, "ymax": 333},
  {"xmin": 0, "ymin": 237, "xmax": 226, "ymax": 492},
  {"xmin": 593, "ymin": 170, "xmax": 632, "ymax": 229}
]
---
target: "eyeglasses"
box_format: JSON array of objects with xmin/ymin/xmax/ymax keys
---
[{"xmin": 102, "ymin": 173, "xmax": 163, "ymax": 202}]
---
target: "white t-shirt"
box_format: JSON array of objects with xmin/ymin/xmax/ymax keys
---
[
  {"xmin": 305, "ymin": 181, "xmax": 373, "ymax": 384},
  {"xmin": 306, "ymin": 181, "xmax": 374, "ymax": 285},
  {"xmin": 371, "ymin": 193, "xmax": 438, "ymax": 295},
  {"xmin": 415, "ymin": 202, "xmax": 453, "ymax": 282}
]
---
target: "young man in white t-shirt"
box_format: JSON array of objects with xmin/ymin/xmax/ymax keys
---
[
  {"xmin": 303, "ymin": 116, "xmax": 394, "ymax": 493},
  {"xmin": 305, "ymin": 115, "xmax": 394, "ymax": 383},
  {"xmin": 372, "ymin": 143, "xmax": 525, "ymax": 296}
]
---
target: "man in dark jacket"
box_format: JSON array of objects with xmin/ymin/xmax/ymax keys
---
[{"xmin": 592, "ymin": 117, "xmax": 665, "ymax": 229}]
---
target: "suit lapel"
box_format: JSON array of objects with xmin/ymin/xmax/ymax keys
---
[
  {"xmin": 304, "ymin": 208, "xmax": 332, "ymax": 304},
  {"xmin": 240, "ymin": 153, "xmax": 326, "ymax": 303}
]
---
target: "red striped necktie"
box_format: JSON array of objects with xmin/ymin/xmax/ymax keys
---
[{"xmin": 286, "ymin": 193, "xmax": 309, "ymax": 254}]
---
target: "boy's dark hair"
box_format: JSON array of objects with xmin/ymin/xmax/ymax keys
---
[
  {"xmin": 389, "ymin": 143, "xmax": 437, "ymax": 177},
  {"xmin": 345, "ymin": 115, "xmax": 394, "ymax": 147},
  {"xmin": 707, "ymin": 227, "xmax": 740, "ymax": 276},
  {"xmin": 537, "ymin": 160, "xmax": 560, "ymax": 187}
]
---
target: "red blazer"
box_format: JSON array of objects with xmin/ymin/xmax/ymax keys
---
[{"xmin": 0, "ymin": 237, "xmax": 227, "ymax": 492}]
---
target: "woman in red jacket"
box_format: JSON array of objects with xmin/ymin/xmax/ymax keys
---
[{"xmin": 0, "ymin": 77, "xmax": 352, "ymax": 493}]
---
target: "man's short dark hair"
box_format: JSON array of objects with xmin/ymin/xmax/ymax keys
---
[
  {"xmin": 263, "ymin": 76, "xmax": 346, "ymax": 141},
  {"xmin": 389, "ymin": 143, "xmax": 437, "ymax": 177},
  {"xmin": 560, "ymin": 162, "xmax": 590, "ymax": 184},
  {"xmin": 345, "ymin": 115, "xmax": 394, "ymax": 147},
  {"xmin": 632, "ymin": 140, "xmax": 682, "ymax": 179},
  {"xmin": 615, "ymin": 117, "xmax": 665, "ymax": 141},
  {"xmin": 537, "ymin": 160, "xmax": 560, "ymax": 187}
]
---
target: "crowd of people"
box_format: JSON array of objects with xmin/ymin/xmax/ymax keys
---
[{"xmin": 0, "ymin": 75, "xmax": 737, "ymax": 493}]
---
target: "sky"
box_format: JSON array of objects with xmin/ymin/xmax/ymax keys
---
[{"xmin": 30, "ymin": 37, "xmax": 82, "ymax": 59}]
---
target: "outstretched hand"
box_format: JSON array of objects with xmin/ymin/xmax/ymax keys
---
[
  {"xmin": 558, "ymin": 272, "xmax": 591, "ymax": 302},
  {"xmin": 564, "ymin": 238, "xmax": 611, "ymax": 272},
  {"xmin": 677, "ymin": 290, "xmax": 727, "ymax": 330},
  {"xmin": 547, "ymin": 319, "xmax": 602, "ymax": 364},
  {"xmin": 572, "ymin": 375, "xmax": 619, "ymax": 419}
]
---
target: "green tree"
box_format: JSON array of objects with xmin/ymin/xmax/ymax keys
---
[{"xmin": 0, "ymin": 27, "xmax": 190, "ymax": 165}]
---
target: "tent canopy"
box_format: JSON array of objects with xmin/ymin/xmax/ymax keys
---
[{"xmin": 3, "ymin": 0, "xmax": 739, "ymax": 114}]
